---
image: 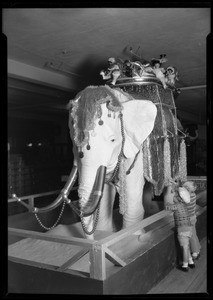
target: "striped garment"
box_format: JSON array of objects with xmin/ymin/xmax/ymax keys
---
[
  {"xmin": 187, "ymin": 192, "xmax": 197, "ymax": 218},
  {"xmin": 165, "ymin": 195, "xmax": 192, "ymax": 228}
]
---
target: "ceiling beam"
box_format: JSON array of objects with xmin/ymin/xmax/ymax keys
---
[
  {"xmin": 8, "ymin": 77, "xmax": 72, "ymax": 99},
  {"xmin": 8, "ymin": 59, "xmax": 78, "ymax": 92}
]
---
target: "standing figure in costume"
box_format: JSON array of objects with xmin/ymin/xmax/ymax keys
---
[
  {"xmin": 165, "ymin": 66, "xmax": 179, "ymax": 86},
  {"xmin": 100, "ymin": 57, "xmax": 121, "ymax": 85},
  {"xmin": 182, "ymin": 180, "xmax": 201, "ymax": 260},
  {"xmin": 164, "ymin": 181, "xmax": 196, "ymax": 272},
  {"xmin": 150, "ymin": 58, "xmax": 167, "ymax": 89}
]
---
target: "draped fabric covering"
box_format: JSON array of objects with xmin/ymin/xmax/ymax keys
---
[
  {"xmin": 67, "ymin": 85, "xmax": 133, "ymax": 149},
  {"xmin": 120, "ymin": 84, "xmax": 187, "ymax": 196}
]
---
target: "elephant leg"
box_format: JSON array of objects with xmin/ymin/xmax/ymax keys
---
[
  {"xmin": 95, "ymin": 183, "xmax": 116, "ymax": 232},
  {"xmin": 122, "ymin": 150, "xmax": 145, "ymax": 229}
]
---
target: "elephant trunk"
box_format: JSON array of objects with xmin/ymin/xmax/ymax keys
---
[
  {"xmin": 66, "ymin": 165, "xmax": 106, "ymax": 239},
  {"xmin": 79, "ymin": 166, "xmax": 106, "ymax": 217}
]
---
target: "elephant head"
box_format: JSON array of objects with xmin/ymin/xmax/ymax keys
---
[{"xmin": 67, "ymin": 85, "xmax": 157, "ymax": 238}]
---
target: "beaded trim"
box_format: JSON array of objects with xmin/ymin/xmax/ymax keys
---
[
  {"xmin": 67, "ymin": 85, "xmax": 127, "ymax": 149},
  {"xmin": 179, "ymin": 139, "xmax": 187, "ymax": 182}
]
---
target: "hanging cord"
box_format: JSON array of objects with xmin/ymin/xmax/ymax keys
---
[
  {"xmin": 34, "ymin": 200, "xmax": 66, "ymax": 231},
  {"xmin": 126, "ymin": 150, "xmax": 140, "ymax": 175}
]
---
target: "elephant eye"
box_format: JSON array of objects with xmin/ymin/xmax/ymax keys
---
[{"xmin": 111, "ymin": 139, "xmax": 115, "ymax": 142}]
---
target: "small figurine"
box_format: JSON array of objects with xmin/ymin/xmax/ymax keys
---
[
  {"xmin": 150, "ymin": 58, "xmax": 167, "ymax": 89},
  {"xmin": 164, "ymin": 180, "xmax": 196, "ymax": 272},
  {"xmin": 122, "ymin": 60, "xmax": 134, "ymax": 77},
  {"xmin": 165, "ymin": 66, "xmax": 179, "ymax": 86},
  {"xmin": 100, "ymin": 57, "xmax": 121, "ymax": 85}
]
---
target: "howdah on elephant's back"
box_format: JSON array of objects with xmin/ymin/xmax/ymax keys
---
[{"xmin": 105, "ymin": 57, "xmax": 187, "ymax": 196}]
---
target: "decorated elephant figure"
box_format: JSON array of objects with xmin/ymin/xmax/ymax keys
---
[
  {"xmin": 67, "ymin": 85, "xmax": 157, "ymax": 239},
  {"xmin": 13, "ymin": 81, "xmax": 186, "ymax": 240}
]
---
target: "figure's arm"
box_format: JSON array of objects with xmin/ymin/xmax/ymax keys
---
[{"xmin": 165, "ymin": 203, "xmax": 178, "ymax": 211}]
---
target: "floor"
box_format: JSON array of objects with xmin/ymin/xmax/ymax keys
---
[{"xmin": 147, "ymin": 237, "xmax": 207, "ymax": 294}]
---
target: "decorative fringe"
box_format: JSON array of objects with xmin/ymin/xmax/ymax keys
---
[
  {"xmin": 179, "ymin": 139, "xmax": 187, "ymax": 182},
  {"xmin": 69, "ymin": 85, "xmax": 124, "ymax": 149},
  {"xmin": 164, "ymin": 137, "xmax": 171, "ymax": 185},
  {"xmin": 118, "ymin": 156, "xmax": 128, "ymax": 215},
  {"xmin": 143, "ymin": 138, "xmax": 152, "ymax": 180}
]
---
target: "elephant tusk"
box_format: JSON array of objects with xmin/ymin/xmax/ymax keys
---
[
  {"xmin": 61, "ymin": 165, "xmax": 78, "ymax": 196},
  {"xmin": 29, "ymin": 165, "xmax": 78, "ymax": 213}
]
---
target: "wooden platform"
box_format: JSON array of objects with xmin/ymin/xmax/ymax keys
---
[{"xmin": 8, "ymin": 199, "xmax": 206, "ymax": 295}]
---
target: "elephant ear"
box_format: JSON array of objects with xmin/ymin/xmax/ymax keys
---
[{"xmin": 122, "ymin": 100, "xmax": 157, "ymax": 158}]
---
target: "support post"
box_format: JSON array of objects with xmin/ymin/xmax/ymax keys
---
[
  {"xmin": 89, "ymin": 243, "xmax": 106, "ymax": 280},
  {"xmin": 28, "ymin": 197, "xmax": 34, "ymax": 209}
]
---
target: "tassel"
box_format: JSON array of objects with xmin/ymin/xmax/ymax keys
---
[
  {"xmin": 118, "ymin": 156, "xmax": 127, "ymax": 215},
  {"xmin": 79, "ymin": 147, "xmax": 84, "ymax": 158},
  {"xmin": 79, "ymin": 151, "xmax": 84, "ymax": 158},
  {"xmin": 98, "ymin": 118, "xmax": 104, "ymax": 125},
  {"xmin": 164, "ymin": 137, "xmax": 171, "ymax": 184},
  {"xmin": 179, "ymin": 139, "xmax": 187, "ymax": 181},
  {"xmin": 143, "ymin": 138, "xmax": 152, "ymax": 180}
]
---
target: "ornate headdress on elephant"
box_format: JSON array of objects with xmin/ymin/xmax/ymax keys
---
[{"xmin": 67, "ymin": 85, "xmax": 134, "ymax": 150}]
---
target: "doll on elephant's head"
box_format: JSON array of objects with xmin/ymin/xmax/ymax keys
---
[{"xmin": 164, "ymin": 179, "xmax": 201, "ymax": 272}]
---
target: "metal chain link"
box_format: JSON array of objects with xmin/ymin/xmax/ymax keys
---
[
  {"xmin": 80, "ymin": 203, "xmax": 100, "ymax": 235},
  {"xmin": 34, "ymin": 200, "xmax": 66, "ymax": 231},
  {"xmin": 105, "ymin": 112, "xmax": 125, "ymax": 184}
]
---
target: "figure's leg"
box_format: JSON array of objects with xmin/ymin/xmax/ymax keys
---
[
  {"xmin": 188, "ymin": 247, "xmax": 195, "ymax": 268},
  {"xmin": 190, "ymin": 223, "xmax": 201, "ymax": 259},
  {"xmin": 111, "ymin": 71, "xmax": 121, "ymax": 85},
  {"xmin": 122, "ymin": 151, "xmax": 145, "ymax": 229},
  {"xmin": 178, "ymin": 234, "xmax": 190, "ymax": 270},
  {"xmin": 96, "ymin": 183, "xmax": 116, "ymax": 232}
]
